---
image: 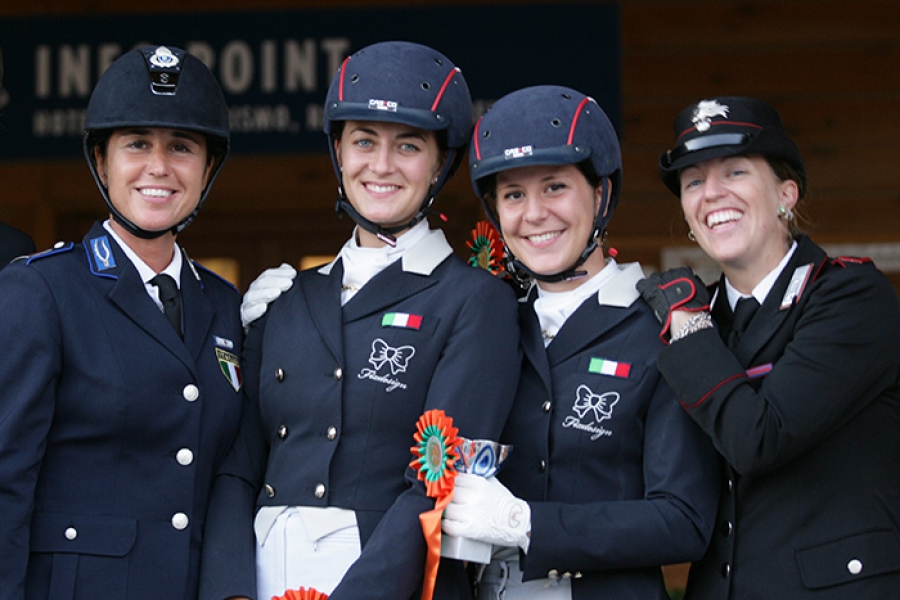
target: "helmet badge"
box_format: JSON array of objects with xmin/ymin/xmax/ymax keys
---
[
  {"xmin": 692, "ymin": 99, "xmax": 729, "ymax": 132},
  {"xmin": 504, "ymin": 145, "xmax": 533, "ymax": 160},
  {"xmin": 145, "ymin": 46, "xmax": 182, "ymax": 96},
  {"xmin": 368, "ymin": 98, "xmax": 399, "ymax": 113},
  {"xmin": 149, "ymin": 46, "xmax": 180, "ymax": 69}
]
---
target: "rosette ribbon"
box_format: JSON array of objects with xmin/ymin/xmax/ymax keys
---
[
  {"xmin": 271, "ymin": 587, "xmax": 328, "ymax": 600},
  {"xmin": 409, "ymin": 409, "xmax": 461, "ymax": 600},
  {"xmin": 467, "ymin": 221, "xmax": 505, "ymax": 276}
]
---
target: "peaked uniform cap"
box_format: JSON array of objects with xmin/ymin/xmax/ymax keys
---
[{"xmin": 659, "ymin": 96, "xmax": 805, "ymax": 197}]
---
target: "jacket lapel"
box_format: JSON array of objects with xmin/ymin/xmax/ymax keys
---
[
  {"xmin": 85, "ymin": 223, "xmax": 197, "ymax": 372},
  {"xmin": 341, "ymin": 259, "xmax": 439, "ymax": 324},
  {"xmin": 519, "ymin": 291, "xmax": 554, "ymax": 397},
  {"xmin": 299, "ymin": 262, "xmax": 344, "ymax": 361},
  {"xmin": 180, "ymin": 256, "xmax": 216, "ymax": 365},
  {"xmin": 723, "ymin": 236, "xmax": 827, "ymax": 365}
]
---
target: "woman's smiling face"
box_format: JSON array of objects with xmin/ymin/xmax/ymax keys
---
[
  {"xmin": 680, "ymin": 155, "xmax": 798, "ymax": 282},
  {"xmin": 336, "ymin": 120, "xmax": 442, "ymax": 246}
]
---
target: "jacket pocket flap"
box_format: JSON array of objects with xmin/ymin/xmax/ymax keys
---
[
  {"xmin": 797, "ymin": 530, "xmax": 900, "ymax": 589},
  {"xmin": 30, "ymin": 512, "xmax": 137, "ymax": 557}
]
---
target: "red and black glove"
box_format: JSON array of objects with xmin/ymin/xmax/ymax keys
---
[{"xmin": 636, "ymin": 267, "xmax": 710, "ymax": 341}]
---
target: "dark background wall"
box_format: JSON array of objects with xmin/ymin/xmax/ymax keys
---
[{"xmin": 2, "ymin": 0, "xmax": 899, "ymax": 293}]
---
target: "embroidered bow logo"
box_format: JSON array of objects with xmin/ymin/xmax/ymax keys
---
[
  {"xmin": 357, "ymin": 338, "xmax": 415, "ymax": 392},
  {"xmin": 563, "ymin": 384, "xmax": 619, "ymax": 440}
]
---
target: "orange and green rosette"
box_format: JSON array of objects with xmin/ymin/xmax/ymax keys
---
[
  {"xmin": 467, "ymin": 221, "xmax": 505, "ymax": 276},
  {"xmin": 409, "ymin": 410, "xmax": 462, "ymax": 600}
]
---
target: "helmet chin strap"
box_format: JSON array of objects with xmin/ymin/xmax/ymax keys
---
[
  {"xmin": 333, "ymin": 148, "xmax": 457, "ymax": 247},
  {"xmin": 84, "ymin": 134, "xmax": 226, "ymax": 240},
  {"xmin": 501, "ymin": 177, "xmax": 611, "ymax": 286}
]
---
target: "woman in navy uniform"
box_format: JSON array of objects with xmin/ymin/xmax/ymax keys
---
[
  {"xmin": 200, "ymin": 41, "xmax": 520, "ymax": 600},
  {"xmin": 638, "ymin": 96, "xmax": 900, "ymax": 598},
  {"xmin": 440, "ymin": 86, "xmax": 719, "ymax": 599},
  {"xmin": 0, "ymin": 46, "xmax": 244, "ymax": 600}
]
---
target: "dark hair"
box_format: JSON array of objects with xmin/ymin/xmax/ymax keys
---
[
  {"xmin": 87, "ymin": 128, "xmax": 225, "ymax": 168},
  {"xmin": 330, "ymin": 120, "xmax": 449, "ymax": 155},
  {"xmin": 481, "ymin": 158, "xmax": 601, "ymax": 214},
  {"xmin": 766, "ymin": 156, "xmax": 805, "ymax": 236}
]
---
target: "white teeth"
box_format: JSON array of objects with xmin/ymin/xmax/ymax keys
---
[
  {"xmin": 707, "ymin": 210, "xmax": 742, "ymax": 228},
  {"xmin": 527, "ymin": 231, "xmax": 561, "ymax": 243},
  {"xmin": 366, "ymin": 184, "xmax": 399, "ymax": 193},
  {"xmin": 140, "ymin": 188, "xmax": 173, "ymax": 198}
]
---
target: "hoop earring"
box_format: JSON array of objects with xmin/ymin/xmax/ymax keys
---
[
  {"xmin": 779, "ymin": 205, "xmax": 795, "ymax": 221},
  {"xmin": 688, "ymin": 230, "xmax": 697, "ymax": 242}
]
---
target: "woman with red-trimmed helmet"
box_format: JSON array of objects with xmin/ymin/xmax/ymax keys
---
[
  {"xmin": 200, "ymin": 41, "xmax": 520, "ymax": 600},
  {"xmin": 439, "ymin": 85, "xmax": 719, "ymax": 600},
  {"xmin": 639, "ymin": 96, "xmax": 900, "ymax": 598}
]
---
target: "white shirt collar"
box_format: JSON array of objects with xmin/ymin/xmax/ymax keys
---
[
  {"xmin": 534, "ymin": 259, "xmax": 644, "ymax": 346},
  {"xmin": 103, "ymin": 220, "xmax": 182, "ymax": 309},
  {"xmin": 725, "ymin": 240, "xmax": 798, "ymax": 310}
]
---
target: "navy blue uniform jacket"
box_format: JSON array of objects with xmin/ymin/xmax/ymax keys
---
[
  {"xmin": 499, "ymin": 263, "xmax": 719, "ymax": 600},
  {"xmin": 200, "ymin": 230, "xmax": 521, "ymax": 600},
  {"xmin": 0, "ymin": 221, "xmax": 36, "ymax": 268},
  {"xmin": 658, "ymin": 235, "xmax": 900, "ymax": 599},
  {"xmin": 0, "ymin": 222, "xmax": 245, "ymax": 600}
]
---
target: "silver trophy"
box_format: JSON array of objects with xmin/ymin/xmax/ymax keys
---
[{"xmin": 441, "ymin": 438, "xmax": 512, "ymax": 564}]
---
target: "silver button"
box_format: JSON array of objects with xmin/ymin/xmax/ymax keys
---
[
  {"xmin": 726, "ymin": 478, "xmax": 734, "ymax": 493},
  {"xmin": 314, "ymin": 483, "xmax": 326, "ymax": 498},
  {"xmin": 53, "ymin": 241, "xmax": 65, "ymax": 249},
  {"xmin": 539, "ymin": 460, "xmax": 546, "ymax": 473},
  {"xmin": 722, "ymin": 520, "xmax": 733, "ymax": 537},
  {"xmin": 333, "ymin": 367, "xmax": 343, "ymax": 381},
  {"xmin": 277, "ymin": 424, "xmax": 288, "ymax": 439},
  {"xmin": 327, "ymin": 426, "xmax": 337, "ymax": 441},
  {"xmin": 183, "ymin": 384, "xmax": 199, "ymax": 402},
  {"xmin": 722, "ymin": 563, "xmax": 731, "ymax": 578},
  {"xmin": 541, "ymin": 401, "xmax": 551, "ymax": 412},
  {"xmin": 265, "ymin": 484, "xmax": 275, "ymax": 498},
  {"xmin": 65, "ymin": 527, "xmax": 77, "ymax": 540},
  {"xmin": 176, "ymin": 448, "xmax": 194, "ymax": 466},
  {"xmin": 847, "ymin": 559, "xmax": 863, "ymax": 575},
  {"xmin": 171, "ymin": 513, "xmax": 189, "ymax": 530},
  {"xmin": 275, "ymin": 368, "xmax": 285, "ymax": 382}
]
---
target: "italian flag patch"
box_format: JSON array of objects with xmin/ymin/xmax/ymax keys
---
[
  {"xmin": 382, "ymin": 312, "xmax": 423, "ymax": 330},
  {"xmin": 216, "ymin": 348, "xmax": 243, "ymax": 391},
  {"xmin": 589, "ymin": 357, "xmax": 631, "ymax": 378}
]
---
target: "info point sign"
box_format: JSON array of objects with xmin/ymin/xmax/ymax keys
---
[{"xmin": 0, "ymin": 3, "xmax": 619, "ymax": 160}]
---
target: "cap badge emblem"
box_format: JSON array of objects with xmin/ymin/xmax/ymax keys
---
[
  {"xmin": 149, "ymin": 46, "xmax": 180, "ymax": 69},
  {"xmin": 692, "ymin": 99, "xmax": 729, "ymax": 132}
]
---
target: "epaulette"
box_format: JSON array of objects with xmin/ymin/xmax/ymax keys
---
[
  {"xmin": 830, "ymin": 256, "xmax": 875, "ymax": 268},
  {"xmin": 25, "ymin": 242, "xmax": 75, "ymax": 265}
]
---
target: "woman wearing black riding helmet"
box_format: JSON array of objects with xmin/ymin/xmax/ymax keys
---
[
  {"xmin": 638, "ymin": 97, "xmax": 900, "ymax": 599},
  {"xmin": 200, "ymin": 41, "xmax": 519, "ymax": 600},
  {"xmin": 440, "ymin": 85, "xmax": 719, "ymax": 600},
  {"xmin": 0, "ymin": 45, "xmax": 243, "ymax": 599}
]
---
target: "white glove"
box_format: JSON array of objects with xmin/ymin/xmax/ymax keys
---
[
  {"xmin": 442, "ymin": 474, "xmax": 531, "ymax": 551},
  {"xmin": 241, "ymin": 263, "xmax": 297, "ymax": 329}
]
